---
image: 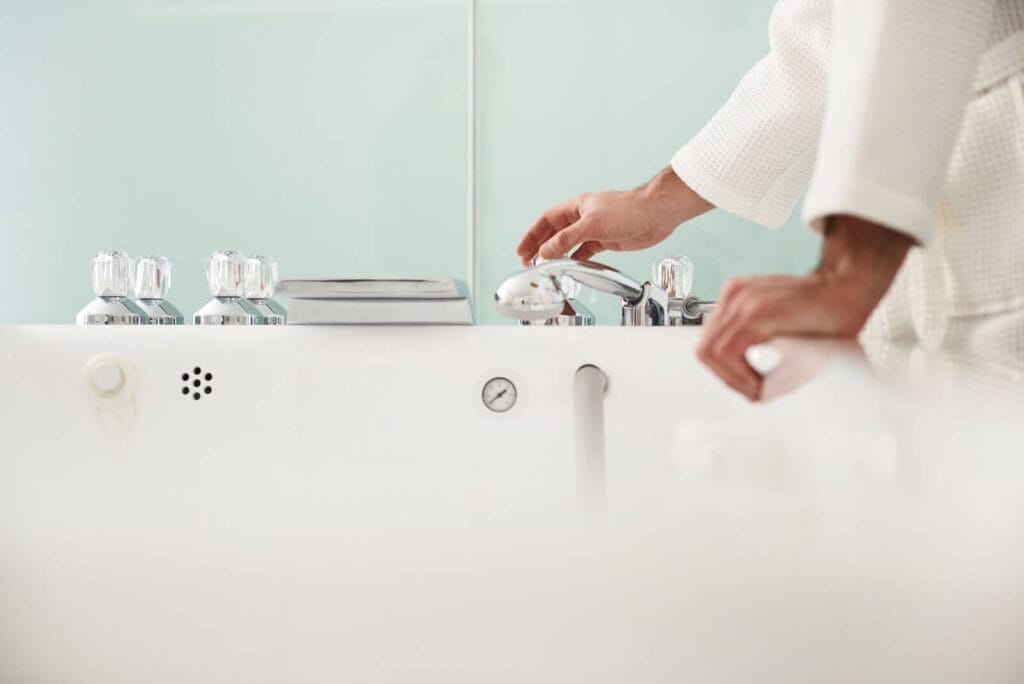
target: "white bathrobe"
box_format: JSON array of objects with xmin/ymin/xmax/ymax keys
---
[{"xmin": 672, "ymin": 0, "xmax": 1024, "ymax": 362}]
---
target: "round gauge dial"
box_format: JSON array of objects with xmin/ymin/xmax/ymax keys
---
[{"xmin": 482, "ymin": 377, "xmax": 517, "ymax": 413}]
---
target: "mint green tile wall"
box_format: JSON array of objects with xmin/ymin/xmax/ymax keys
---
[
  {"xmin": 476, "ymin": 0, "xmax": 822, "ymax": 324},
  {"xmin": 0, "ymin": 0, "xmax": 468, "ymax": 324}
]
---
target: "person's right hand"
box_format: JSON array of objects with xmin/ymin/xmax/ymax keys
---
[{"xmin": 515, "ymin": 166, "xmax": 714, "ymax": 266}]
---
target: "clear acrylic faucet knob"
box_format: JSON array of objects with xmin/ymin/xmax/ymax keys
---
[
  {"xmin": 652, "ymin": 255, "xmax": 693, "ymax": 298},
  {"xmin": 133, "ymin": 254, "xmax": 172, "ymax": 300},
  {"xmin": 91, "ymin": 250, "xmax": 134, "ymax": 298},
  {"xmin": 530, "ymin": 254, "xmax": 581, "ymax": 299},
  {"xmin": 243, "ymin": 255, "xmax": 279, "ymax": 299},
  {"xmin": 206, "ymin": 250, "xmax": 245, "ymax": 298}
]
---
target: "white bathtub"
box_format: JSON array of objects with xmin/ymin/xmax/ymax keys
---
[{"xmin": 1, "ymin": 325, "xmax": 1022, "ymax": 683}]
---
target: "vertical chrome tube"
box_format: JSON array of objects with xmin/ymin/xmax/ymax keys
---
[{"xmin": 574, "ymin": 364, "xmax": 609, "ymax": 513}]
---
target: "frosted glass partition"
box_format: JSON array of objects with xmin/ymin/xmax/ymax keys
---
[
  {"xmin": 476, "ymin": 0, "xmax": 821, "ymax": 324},
  {"xmin": 0, "ymin": 0, "xmax": 823, "ymax": 325},
  {"xmin": 0, "ymin": 0, "xmax": 468, "ymax": 323}
]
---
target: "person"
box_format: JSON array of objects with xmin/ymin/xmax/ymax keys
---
[{"xmin": 515, "ymin": 0, "xmax": 1024, "ymax": 401}]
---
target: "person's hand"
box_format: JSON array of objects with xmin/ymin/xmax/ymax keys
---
[
  {"xmin": 515, "ymin": 167, "xmax": 713, "ymax": 265},
  {"xmin": 697, "ymin": 215, "xmax": 915, "ymax": 401}
]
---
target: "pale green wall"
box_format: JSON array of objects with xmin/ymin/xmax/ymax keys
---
[
  {"xmin": 0, "ymin": 0, "xmax": 820, "ymax": 325},
  {"xmin": 0, "ymin": 0, "xmax": 469, "ymax": 324},
  {"xmin": 476, "ymin": 0, "xmax": 821, "ymax": 324}
]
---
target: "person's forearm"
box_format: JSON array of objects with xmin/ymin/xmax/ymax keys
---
[
  {"xmin": 816, "ymin": 214, "xmax": 914, "ymax": 327},
  {"xmin": 637, "ymin": 166, "xmax": 715, "ymax": 227},
  {"xmin": 819, "ymin": 215, "xmax": 913, "ymax": 289}
]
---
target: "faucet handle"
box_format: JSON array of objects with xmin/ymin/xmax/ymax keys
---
[
  {"xmin": 652, "ymin": 255, "xmax": 693, "ymax": 298},
  {"xmin": 133, "ymin": 254, "xmax": 172, "ymax": 300},
  {"xmin": 243, "ymin": 254, "xmax": 279, "ymax": 299},
  {"xmin": 91, "ymin": 250, "xmax": 134, "ymax": 298},
  {"xmin": 206, "ymin": 250, "xmax": 246, "ymax": 298},
  {"xmin": 530, "ymin": 254, "xmax": 582, "ymax": 299}
]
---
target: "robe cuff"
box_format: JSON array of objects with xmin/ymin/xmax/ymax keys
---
[
  {"xmin": 671, "ymin": 144, "xmax": 811, "ymax": 229},
  {"xmin": 802, "ymin": 172, "xmax": 935, "ymax": 245}
]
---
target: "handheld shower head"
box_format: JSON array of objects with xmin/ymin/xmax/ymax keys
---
[
  {"xmin": 494, "ymin": 259, "xmax": 661, "ymax": 324},
  {"xmin": 493, "ymin": 269, "xmax": 566, "ymax": 321}
]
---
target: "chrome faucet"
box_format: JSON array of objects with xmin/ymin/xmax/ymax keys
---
[
  {"xmin": 76, "ymin": 250, "xmax": 146, "ymax": 325},
  {"xmin": 495, "ymin": 256, "xmax": 714, "ymax": 326},
  {"xmin": 680, "ymin": 297, "xmax": 716, "ymax": 324},
  {"xmin": 193, "ymin": 250, "xmax": 265, "ymax": 325},
  {"xmin": 651, "ymin": 255, "xmax": 715, "ymax": 325},
  {"xmin": 495, "ymin": 258, "xmax": 669, "ymax": 326},
  {"xmin": 244, "ymin": 255, "xmax": 287, "ymax": 325},
  {"xmin": 133, "ymin": 255, "xmax": 184, "ymax": 325},
  {"xmin": 517, "ymin": 256, "xmax": 594, "ymax": 326}
]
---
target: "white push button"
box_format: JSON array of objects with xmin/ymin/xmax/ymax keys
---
[
  {"xmin": 91, "ymin": 361, "xmax": 125, "ymax": 395},
  {"xmin": 745, "ymin": 344, "xmax": 784, "ymax": 376}
]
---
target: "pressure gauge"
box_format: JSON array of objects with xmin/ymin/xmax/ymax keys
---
[{"xmin": 482, "ymin": 377, "xmax": 517, "ymax": 413}]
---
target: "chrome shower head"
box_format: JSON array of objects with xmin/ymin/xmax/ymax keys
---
[
  {"xmin": 493, "ymin": 268, "xmax": 566, "ymax": 321},
  {"xmin": 494, "ymin": 258, "xmax": 659, "ymax": 324}
]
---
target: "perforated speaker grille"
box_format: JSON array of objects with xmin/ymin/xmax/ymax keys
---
[{"xmin": 181, "ymin": 366, "xmax": 214, "ymax": 401}]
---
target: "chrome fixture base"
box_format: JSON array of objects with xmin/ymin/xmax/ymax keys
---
[
  {"xmin": 666, "ymin": 298, "xmax": 710, "ymax": 325},
  {"xmin": 519, "ymin": 299, "xmax": 595, "ymax": 326},
  {"xmin": 666, "ymin": 300, "xmax": 688, "ymax": 326},
  {"xmin": 680, "ymin": 297, "xmax": 715, "ymax": 324},
  {"xmin": 193, "ymin": 297, "xmax": 264, "ymax": 326},
  {"xmin": 136, "ymin": 299, "xmax": 185, "ymax": 325},
  {"xmin": 620, "ymin": 281, "xmax": 669, "ymax": 327},
  {"xmin": 248, "ymin": 299, "xmax": 287, "ymax": 325},
  {"xmin": 76, "ymin": 297, "xmax": 146, "ymax": 326}
]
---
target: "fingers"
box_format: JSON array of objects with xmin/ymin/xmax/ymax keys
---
[
  {"xmin": 538, "ymin": 219, "xmax": 589, "ymax": 260},
  {"xmin": 697, "ymin": 272, "xmax": 874, "ymax": 401},
  {"xmin": 571, "ymin": 241, "xmax": 604, "ymax": 262},
  {"xmin": 698, "ymin": 327, "xmax": 763, "ymax": 401},
  {"xmin": 709, "ymin": 320, "xmax": 767, "ymax": 402},
  {"xmin": 697, "ymin": 278, "xmax": 765, "ymax": 401},
  {"xmin": 516, "ymin": 200, "xmax": 582, "ymax": 265}
]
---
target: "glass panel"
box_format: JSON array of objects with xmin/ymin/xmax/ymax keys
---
[
  {"xmin": 477, "ymin": 0, "xmax": 822, "ymax": 324},
  {"xmin": 0, "ymin": 0, "xmax": 468, "ymax": 323}
]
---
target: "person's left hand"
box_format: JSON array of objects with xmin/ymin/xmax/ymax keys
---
[
  {"xmin": 696, "ymin": 273, "xmax": 870, "ymax": 400},
  {"xmin": 697, "ymin": 215, "xmax": 915, "ymax": 401}
]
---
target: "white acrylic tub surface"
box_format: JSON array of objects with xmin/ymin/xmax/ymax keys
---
[{"xmin": 0, "ymin": 325, "xmax": 1022, "ymax": 683}]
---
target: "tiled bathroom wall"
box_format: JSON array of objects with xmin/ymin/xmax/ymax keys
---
[{"xmin": 0, "ymin": 0, "xmax": 820, "ymax": 324}]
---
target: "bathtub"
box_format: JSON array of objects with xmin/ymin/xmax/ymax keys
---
[{"xmin": 1, "ymin": 325, "xmax": 1022, "ymax": 682}]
